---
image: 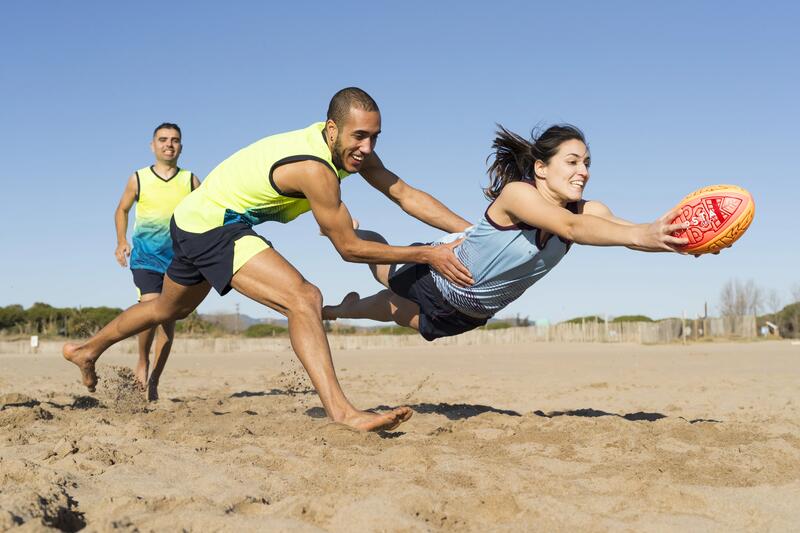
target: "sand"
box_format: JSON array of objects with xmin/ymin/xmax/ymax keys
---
[{"xmin": 1, "ymin": 340, "xmax": 799, "ymax": 531}]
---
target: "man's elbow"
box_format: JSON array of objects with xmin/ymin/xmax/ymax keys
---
[{"xmin": 332, "ymin": 240, "xmax": 360, "ymax": 263}]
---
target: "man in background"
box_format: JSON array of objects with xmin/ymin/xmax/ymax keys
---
[{"xmin": 114, "ymin": 123, "xmax": 201, "ymax": 400}]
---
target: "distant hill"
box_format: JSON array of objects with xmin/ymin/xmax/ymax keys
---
[{"xmin": 200, "ymin": 312, "xmax": 287, "ymax": 332}]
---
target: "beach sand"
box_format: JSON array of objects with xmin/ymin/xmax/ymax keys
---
[{"xmin": 1, "ymin": 340, "xmax": 799, "ymax": 531}]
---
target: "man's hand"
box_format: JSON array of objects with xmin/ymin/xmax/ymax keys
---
[
  {"xmin": 115, "ymin": 241, "xmax": 131, "ymax": 267},
  {"xmin": 425, "ymin": 239, "xmax": 473, "ymax": 287}
]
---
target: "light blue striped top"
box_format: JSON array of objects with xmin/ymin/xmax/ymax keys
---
[{"xmin": 429, "ymin": 204, "xmax": 576, "ymax": 318}]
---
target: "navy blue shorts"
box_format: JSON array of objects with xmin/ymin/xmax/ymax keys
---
[
  {"xmin": 131, "ymin": 268, "xmax": 164, "ymax": 299},
  {"xmin": 389, "ymin": 263, "xmax": 488, "ymax": 341},
  {"xmin": 167, "ymin": 218, "xmax": 272, "ymax": 296}
]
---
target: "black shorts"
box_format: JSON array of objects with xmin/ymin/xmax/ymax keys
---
[
  {"xmin": 389, "ymin": 263, "xmax": 488, "ymax": 341},
  {"xmin": 167, "ymin": 218, "xmax": 271, "ymax": 296},
  {"xmin": 131, "ymin": 268, "xmax": 164, "ymax": 299}
]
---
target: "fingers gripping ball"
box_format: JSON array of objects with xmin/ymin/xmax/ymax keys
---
[{"xmin": 670, "ymin": 184, "xmax": 755, "ymax": 255}]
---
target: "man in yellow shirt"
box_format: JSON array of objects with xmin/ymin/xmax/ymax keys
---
[{"xmin": 113, "ymin": 123, "xmax": 201, "ymax": 400}]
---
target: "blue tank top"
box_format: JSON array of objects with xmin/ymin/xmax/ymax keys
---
[{"xmin": 430, "ymin": 202, "xmax": 578, "ymax": 318}]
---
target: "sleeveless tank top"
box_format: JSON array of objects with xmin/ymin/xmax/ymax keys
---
[
  {"xmin": 130, "ymin": 166, "xmax": 195, "ymax": 272},
  {"xmin": 174, "ymin": 122, "xmax": 350, "ymax": 233},
  {"xmin": 431, "ymin": 200, "xmax": 578, "ymax": 318}
]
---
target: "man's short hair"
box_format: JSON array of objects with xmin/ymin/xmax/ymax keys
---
[
  {"xmin": 326, "ymin": 88, "xmax": 380, "ymax": 126},
  {"xmin": 153, "ymin": 122, "xmax": 181, "ymax": 138}
]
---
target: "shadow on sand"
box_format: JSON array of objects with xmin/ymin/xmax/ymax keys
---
[
  {"xmin": 534, "ymin": 408, "xmax": 721, "ymax": 424},
  {"xmin": 230, "ymin": 388, "xmax": 315, "ymax": 398}
]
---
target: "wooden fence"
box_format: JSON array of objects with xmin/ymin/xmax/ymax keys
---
[{"xmin": 0, "ymin": 316, "xmax": 757, "ymax": 355}]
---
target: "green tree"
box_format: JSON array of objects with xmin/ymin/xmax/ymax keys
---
[{"xmin": 0, "ymin": 304, "xmax": 26, "ymax": 331}]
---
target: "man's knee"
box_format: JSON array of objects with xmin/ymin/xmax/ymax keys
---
[
  {"xmin": 289, "ymin": 282, "xmax": 323, "ymax": 313},
  {"xmin": 152, "ymin": 300, "xmax": 194, "ymax": 322}
]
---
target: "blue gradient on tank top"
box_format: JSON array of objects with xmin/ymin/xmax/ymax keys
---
[
  {"xmin": 429, "ymin": 217, "xmax": 571, "ymax": 318},
  {"xmin": 131, "ymin": 221, "xmax": 173, "ymax": 272},
  {"xmin": 223, "ymin": 203, "xmax": 304, "ymax": 226}
]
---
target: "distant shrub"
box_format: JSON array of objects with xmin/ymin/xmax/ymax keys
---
[
  {"xmin": 484, "ymin": 321, "xmax": 512, "ymax": 330},
  {"xmin": 175, "ymin": 311, "xmax": 223, "ymax": 335},
  {"xmin": 244, "ymin": 323, "xmax": 288, "ymax": 337},
  {"xmin": 562, "ymin": 315, "xmax": 603, "ymax": 324},
  {"xmin": 612, "ymin": 315, "xmax": 653, "ymax": 323},
  {"xmin": 776, "ymin": 302, "xmax": 800, "ymax": 338}
]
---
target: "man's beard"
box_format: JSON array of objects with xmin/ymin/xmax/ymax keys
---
[{"xmin": 331, "ymin": 138, "xmax": 345, "ymax": 170}]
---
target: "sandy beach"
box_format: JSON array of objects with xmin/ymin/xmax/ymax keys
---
[{"xmin": 1, "ymin": 340, "xmax": 799, "ymax": 531}]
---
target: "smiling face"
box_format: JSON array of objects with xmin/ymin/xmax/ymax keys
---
[
  {"xmin": 150, "ymin": 127, "xmax": 182, "ymax": 165},
  {"xmin": 325, "ymin": 107, "xmax": 381, "ymax": 173},
  {"xmin": 534, "ymin": 139, "xmax": 591, "ymax": 203}
]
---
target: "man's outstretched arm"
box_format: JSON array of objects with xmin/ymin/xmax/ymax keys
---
[
  {"xmin": 359, "ymin": 152, "xmax": 472, "ymax": 233},
  {"xmin": 291, "ymin": 160, "xmax": 473, "ymax": 286}
]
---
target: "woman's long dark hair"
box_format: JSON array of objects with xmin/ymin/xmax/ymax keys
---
[{"xmin": 484, "ymin": 123, "xmax": 587, "ymax": 200}]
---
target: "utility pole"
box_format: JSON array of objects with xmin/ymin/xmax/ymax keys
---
[{"xmin": 235, "ymin": 303, "xmax": 240, "ymax": 334}]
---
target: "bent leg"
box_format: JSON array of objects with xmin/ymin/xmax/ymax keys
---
[
  {"xmin": 354, "ymin": 229, "xmax": 395, "ymax": 288},
  {"xmin": 231, "ymin": 248, "xmax": 411, "ymax": 432},
  {"xmin": 63, "ymin": 277, "xmax": 210, "ymax": 392},
  {"xmin": 322, "ymin": 289, "xmax": 421, "ymax": 331},
  {"xmin": 147, "ymin": 319, "xmax": 175, "ymax": 401}
]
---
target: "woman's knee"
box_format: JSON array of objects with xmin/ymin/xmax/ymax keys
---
[{"xmin": 355, "ymin": 229, "xmax": 388, "ymax": 244}]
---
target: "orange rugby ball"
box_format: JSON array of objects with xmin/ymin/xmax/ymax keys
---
[{"xmin": 670, "ymin": 184, "xmax": 755, "ymax": 254}]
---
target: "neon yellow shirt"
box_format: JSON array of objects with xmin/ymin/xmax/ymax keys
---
[
  {"xmin": 131, "ymin": 166, "xmax": 194, "ymax": 272},
  {"xmin": 174, "ymin": 122, "xmax": 350, "ymax": 233}
]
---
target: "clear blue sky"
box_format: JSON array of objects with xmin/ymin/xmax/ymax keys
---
[{"xmin": 1, "ymin": 1, "xmax": 798, "ymax": 323}]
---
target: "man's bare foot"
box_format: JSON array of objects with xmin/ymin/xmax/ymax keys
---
[
  {"xmin": 134, "ymin": 361, "xmax": 149, "ymax": 390},
  {"xmin": 340, "ymin": 406, "xmax": 413, "ymax": 432},
  {"xmin": 322, "ymin": 291, "xmax": 360, "ymax": 320},
  {"xmin": 62, "ymin": 342, "xmax": 99, "ymax": 393}
]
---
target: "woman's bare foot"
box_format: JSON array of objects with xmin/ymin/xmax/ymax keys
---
[
  {"xmin": 340, "ymin": 406, "xmax": 413, "ymax": 432},
  {"xmin": 322, "ymin": 291, "xmax": 360, "ymax": 320},
  {"xmin": 62, "ymin": 342, "xmax": 99, "ymax": 392}
]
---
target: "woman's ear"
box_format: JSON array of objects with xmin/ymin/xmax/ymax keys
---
[{"xmin": 534, "ymin": 159, "xmax": 547, "ymax": 179}]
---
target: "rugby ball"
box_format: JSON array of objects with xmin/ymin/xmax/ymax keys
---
[{"xmin": 670, "ymin": 184, "xmax": 754, "ymax": 254}]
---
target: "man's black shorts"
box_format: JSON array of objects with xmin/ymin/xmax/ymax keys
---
[
  {"xmin": 167, "ymin": 218, "xmax": 271, "ymax": 295},
  {"xmin": 131, "ymin": 268, "xmax": 164, "ymax": 300}
]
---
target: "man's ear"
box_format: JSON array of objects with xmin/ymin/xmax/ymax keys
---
[{"xmin": 325, "ymin": 120, "xmax": 338, "ymax": 145}]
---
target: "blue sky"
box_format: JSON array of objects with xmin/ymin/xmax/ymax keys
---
[{"xmin": 1, "ymin": 1, "xmax": 798, "ymax": 323}]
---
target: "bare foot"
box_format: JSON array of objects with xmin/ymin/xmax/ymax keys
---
[
  {"xmin": 62, "ymin": 342, "xmax": 98, "ymax": 393},
  {"xmin": 341, "ymin": 406, "xmax": 413, "ymax": 432},
  {"xmin": 134, "ymin": 361, "xmax": 149, "ymax": 390},
  {"xmin": 322, "ymin": 291, "xmax": 360, "ymax": 320}
]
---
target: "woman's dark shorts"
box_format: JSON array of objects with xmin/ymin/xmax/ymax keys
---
[{"xmin": 388, "ymin": 263, "xmax": 488, "ymax": 341}]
